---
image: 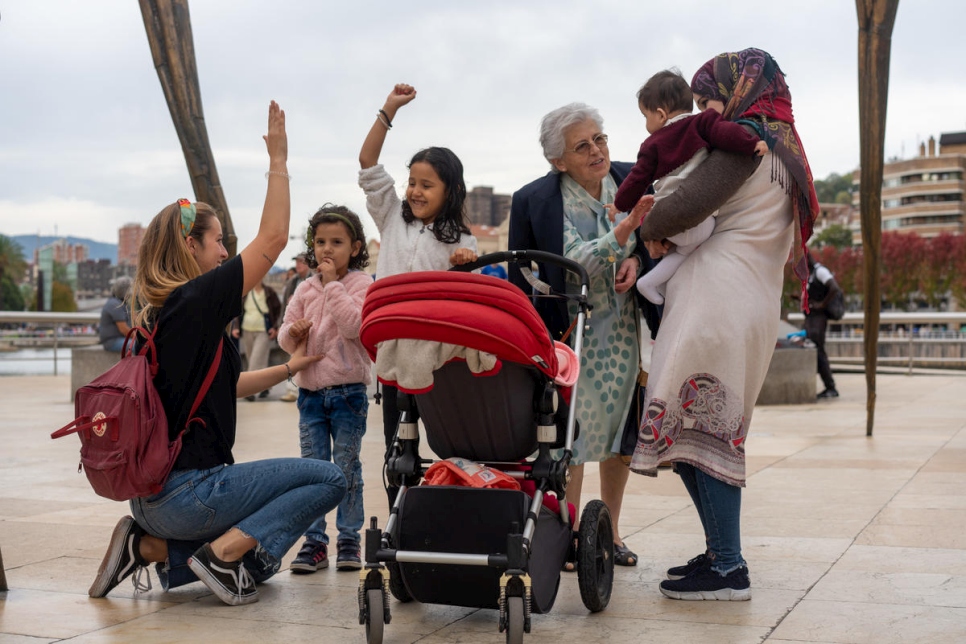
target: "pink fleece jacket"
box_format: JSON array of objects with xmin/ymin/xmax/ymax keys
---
[{"xmin": 278, "ymin": 270, "xmax": 373, "ymax": 390}]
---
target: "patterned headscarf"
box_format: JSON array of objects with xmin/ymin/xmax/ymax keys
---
[{"xmin": 692, "ymin": 48, "xmax": 820, "ymax": 307}]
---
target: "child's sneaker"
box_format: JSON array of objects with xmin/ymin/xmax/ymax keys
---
[
  {"xmin": 290, "ymin": 539, "xmax": 328, "ymax": 574},
  {"xmin": 336, "ymin": 539, "xmax": 362, "ymax": 571},
  {"xmin": 659, "ymin": 561, "xmax": 751, "ymax": 601},
  {"xmin": 187, "ymin": 543, "xmax": 258, "ymax": 605}
]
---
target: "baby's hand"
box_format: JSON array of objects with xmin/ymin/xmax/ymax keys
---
[
  {"xmin": 450, "ymin": 248, "xmax": 478, "ymax": 266},
  {"xmin": 604, "ymin": 203, "xmax": 620, "ymax": 223},
  {"xmin": 288, "ymin": 319, "xmax": 313, "ymax": 342},
  {"xmin": 754, "ymin": 140, "xmax": 768, "ymax": 157}
]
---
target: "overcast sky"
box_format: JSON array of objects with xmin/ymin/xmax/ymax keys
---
[{"xmin": 2, "ymin": 1, "xmax": 964, "ymax": 264}]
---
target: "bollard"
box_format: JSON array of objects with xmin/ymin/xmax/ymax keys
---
[{"xmin": 0, "ymin": 545, "xmax": 7, "ymax": 591}]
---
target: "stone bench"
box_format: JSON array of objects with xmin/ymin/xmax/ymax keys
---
[
  {"xmin": 756, "ymin": 345, "xmax": 817, "ymax": 405},
  {"xmin": 70, "ymin": 345, "xmax": 121, "ymax": 401}
]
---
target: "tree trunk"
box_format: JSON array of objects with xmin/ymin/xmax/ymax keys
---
[
  {"xmin": 139, "ymin": 0, "xmax": 237, "ymax": 257},
  {"xmin": 855, "ymin": 0, "xmax": 899, "ymax": 436}
]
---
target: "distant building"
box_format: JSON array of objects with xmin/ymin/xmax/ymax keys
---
[
  {"xmin": 75, "ymin": 259, "xmax": 114, "ymax": 298},
  {"xmin": 814, "ymin": 202, "xmax": 856, "ymax": 236},
  {"xmin": 33, "ymin": 239, "xmax": 88, "ymax": 265},
  {"xmin": 118, "ymin": 223, "xmax": 145, "ymax": 266},
  {"xmin": 851, "ymin": 132, "xmax": 966, "ymax": 242},
  {"xmin": 465, "ymin": 186, "xmax": 511, "ymax": 227},
  {"xmin": 469, "ymin": 220, "xmax": 509, "ymax": 257}
]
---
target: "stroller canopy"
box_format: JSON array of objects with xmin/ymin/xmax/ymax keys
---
[{"xmin": 361, "ymin": 271, "xmax": 560, "ymax": 382}]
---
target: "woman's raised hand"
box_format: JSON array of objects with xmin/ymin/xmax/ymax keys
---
[
  {"xmin": 263, "ymin": 100, "xmax": 287, "ymax": 163},
  {"xmin": 613, "ymin": 194, "xmax": 654, "ymax": 247},
  {"xmin": 630, "ymin": 194, "xmax": 655, "ymax": 227}
]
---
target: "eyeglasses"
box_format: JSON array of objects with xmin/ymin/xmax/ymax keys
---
[{"xmin": 570, "ymin": 134, "xmax": 608, "ymax": 156}]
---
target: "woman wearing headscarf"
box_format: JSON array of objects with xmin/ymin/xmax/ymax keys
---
[{"xmin": 629, "ymin": 48, "xmax": 819, "ymax": 600}]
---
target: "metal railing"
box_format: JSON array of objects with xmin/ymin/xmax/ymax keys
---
[
  {"xmin": 786, "ymin": 311, "xmax": 966, "ymax": 374},
  {"xmin": 0, "ymin": 311, "xmax": 101, "ymax": 376}
]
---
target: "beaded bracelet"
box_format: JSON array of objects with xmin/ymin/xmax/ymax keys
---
[{"xmin": 265, "ymin": 171, "xmax": 292, "ymax": 181}]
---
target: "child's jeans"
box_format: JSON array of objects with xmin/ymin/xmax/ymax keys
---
[{"xmin": 297, "ymin": 383, "xmax": 369, "ymax": 546}]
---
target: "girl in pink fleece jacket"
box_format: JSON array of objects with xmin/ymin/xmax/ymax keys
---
[{"xmin": 278, "ymin": 205, "xmax": 374, "ymax": 573}]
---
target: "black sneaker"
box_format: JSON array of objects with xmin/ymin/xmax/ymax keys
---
[
  {"xmin": 660, "ymin": 562, "xmax": 751, "ymax": 601},
  {"xmin": 666, "ymin": 552, "xmax": 709, "ymax": 580},
  {"xmin": 336, "ymin": 539, "xmax": 362, "ymax": 571},
  {"xmin": 817, "ymin": 388, "xmax": 839, "ymax": 399},
  {"xmin": 89, "ymin": 516, "xmax": 152, "ymax": 597},
  {"xmin": 187, "ymin": 543, "xmax": 258, "ymax": 605},
  {"xmin": 290, "ymin": 539, "xmax": 328, "ymax": 574}
]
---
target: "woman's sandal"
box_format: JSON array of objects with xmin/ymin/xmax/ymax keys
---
[{"xmin": 614, "ymin": 542, "xmax": 638, "ymax": 567}]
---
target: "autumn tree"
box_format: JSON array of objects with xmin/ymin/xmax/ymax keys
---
[
  {"xmin": 919, "ymin": 233, "xmax": 960, "ymax": 308},
  {"xmin": 880, "ymin": 232, "xmax": 927, "ymax": 310}
]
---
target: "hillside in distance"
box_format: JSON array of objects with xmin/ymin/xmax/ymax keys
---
[{"xmin": 10, "ymin": 235, "xmax": 117, "ymax": 263}]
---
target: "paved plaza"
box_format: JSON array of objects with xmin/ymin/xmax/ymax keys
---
[{"xmin": 1, "ymin": 371, "xmax": 965, "ymax": 643}]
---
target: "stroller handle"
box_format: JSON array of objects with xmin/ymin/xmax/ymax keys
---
[{"xmin": 450, "ymin": 250, "xmax": 590, "ymax": 290}]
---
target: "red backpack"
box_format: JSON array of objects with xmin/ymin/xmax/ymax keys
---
[{"xmin": 51, "ymin": 326, "xmax": 223, "ymax": 501}]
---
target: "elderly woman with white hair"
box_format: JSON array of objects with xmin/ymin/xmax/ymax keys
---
[{"xmin": 508, "ymin": 102, "xmax": 660, "ymax": 569}]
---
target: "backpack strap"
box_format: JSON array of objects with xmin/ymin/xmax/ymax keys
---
[
  {"xmin": 130, "ymin": 325, "xmax": 161, "ymax": 377},
  {"xmin": 183, "ymin": 338, "xmax": 224, "ymax": 433}
]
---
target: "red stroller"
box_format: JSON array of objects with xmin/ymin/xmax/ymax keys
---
[{"xmin": 357, "ymin": 251, "xmax": 615, "ymax": 644}]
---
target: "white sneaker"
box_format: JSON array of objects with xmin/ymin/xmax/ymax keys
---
[{"xmin": 280, "ymin": 391, "xmax": 297, "ymax": 402}]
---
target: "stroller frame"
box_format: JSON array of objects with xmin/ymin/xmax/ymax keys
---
[{"xmin": 357, "ymin": 251, "xmax": 615, "ymax": 644}]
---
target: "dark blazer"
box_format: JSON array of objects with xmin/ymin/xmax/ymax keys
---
[{"xmin": 508, "ymin": 161, "xmax": 661, "ymax": 342}]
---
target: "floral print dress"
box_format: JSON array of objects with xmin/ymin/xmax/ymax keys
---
[{"xmin": 559, "ymin": 173, "xmax": 640, "ymax": 465}]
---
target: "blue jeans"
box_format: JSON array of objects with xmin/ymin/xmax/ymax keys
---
[
  {"xmin": 675, "ymin": 462, "xmax": 746, "ymax": 574},
  {"xmin": 130, "ymin": 458, "xmax": 346, "ymax": 590},
  {"xmin": 103, "ymin": 336, "xmax": 126, "ymax": 352},
  {"xmin": 297, "ymin": 383, "xmax": 368, "ymax": 546}
]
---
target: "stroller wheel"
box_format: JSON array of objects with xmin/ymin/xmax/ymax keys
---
[
  {"xmin": 576, "ymin": 499, "xmax": 614, "ymax": 612},
  {"xmin": 365, "ymin": 588, "xmax": 385, "ymax": 644},
  {"xmin": 505, "ymin": 595, "xmax": 524, "ymax": 644},
  {"xmin": 387, "ymin": 561, "xmax": 412, "ymax": 603}
]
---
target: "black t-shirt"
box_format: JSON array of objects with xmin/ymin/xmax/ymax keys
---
[{"xmin": 151, "ymin": 255, "xmax": 244, "ymax": 470}]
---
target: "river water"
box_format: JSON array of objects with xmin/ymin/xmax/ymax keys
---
[{"xmin": 0, "ymin": 348, "xmax": 73, "ymax": 376}]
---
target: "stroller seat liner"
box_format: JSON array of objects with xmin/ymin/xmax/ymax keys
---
[{"xmin": 375, "ymin": 339, "xmax": 499, "ymax": 393}]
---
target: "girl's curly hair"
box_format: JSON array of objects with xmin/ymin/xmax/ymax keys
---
[{"xmin": 302, "ymin": 204, "xmax": 370, "ymax": 271}]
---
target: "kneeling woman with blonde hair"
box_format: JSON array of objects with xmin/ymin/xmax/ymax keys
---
[{"xmin": 88, "ymin": 101, "xmax": 346, "ymax": 606}]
